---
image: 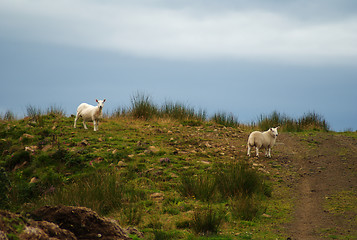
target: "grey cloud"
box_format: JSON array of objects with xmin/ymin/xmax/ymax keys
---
[{"xmin": 0, "ymin": 0, "xmax": 357, "ymax": 65}]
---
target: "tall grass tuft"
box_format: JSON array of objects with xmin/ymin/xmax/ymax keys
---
[
  {"xmin": 256, "ymin": 110, "xmax": 330, "ymax": 132},
  {"xmin": 46, "ymin": 105, "xmax": 66, "ymax": 117},
  {"xmin": 257, "ymin": 111, "xmax": 288, "ymax": 131},
  {"xmin": 178, "ymin": 173, "xmax": 217, "ymax": 202},
  {"xmin": 215, "ymin": 161, "xmax": 266, "ymax": 198},
  {"xmin": 211, "ymin": 112, "xmax": 239, "ymax": 127},
  {"xmin": 40, "ymin": 170, "xmax": 146, "ymax": 216},
  {"xmin": 191, "ymin": 206, "xmax": 225, "ymax": 236},
  {"xmin": 160, "ymin": 101, "xmax": 207, "ymax": 122},
  {"xmin": 229, "ymin": 195, "xmax": 265, "ymax": 221},
  {"xmin": 299, "ymin": 111, "xmax": 329, "ymax": 131},
  {"xmin": 130, "ymin": 92, "xmax": 158, "ymax": 120},
  {"xmin": 1, "ymin": 110, "xmax": 16, "ymax": 121},
  {"xmin": 26, "ymin": 105, "xmax": 42, "ymax": 119}
]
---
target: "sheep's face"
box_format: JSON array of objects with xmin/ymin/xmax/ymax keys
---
[
  {"xmin": 96, "ymin": 99, "xmax": 106, "ymax": 110},
  {"xmin": 269, "ymin": 127, "xmax": 279, "ymax": 137}
]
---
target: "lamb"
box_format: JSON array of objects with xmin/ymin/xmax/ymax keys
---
[
  {"xmin": 74, "ymin": 99, "xmax": 106, "ymax": 131},
  {"xmin": 247, "ymin": 127, "xmax": 279, "ymax": 158}
]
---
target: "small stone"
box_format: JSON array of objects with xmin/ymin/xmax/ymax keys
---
[
  {"xmin": 23, "ymin": 133, "xmax": 35, "ymax": 139},
  {"xmin": 25, "ymin": 146, "xmax": 38, "ymax": 153},
  {"xmin": 80, "ymin": 139, "xmax": 89, "ymax": 146},
  {"xmin": 30, "ymin": 177, "xmax": 38, "ymax": 184},
  {"xmin": 148, "ymin": 146, "xmax": 159, "ymax": 153},
  {"xmin": 160, "ymin": 158, "xmax": 170, "ymax": 164},
  {"xmin": 117, "ymin": 161, "xmax": 127, "ymax": 167},
  {"xmin": 150, "ymin": 192, "xmax": 164, "ymax": 201}
]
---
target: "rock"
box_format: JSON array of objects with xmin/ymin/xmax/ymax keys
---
[
  {"xmin": 126, "ymin": 227, "xmax": 144, "ymax": 238},
  {"xmin": 30, "ymin": 177, "xmax": 38, "ymax": 184},
  {"xmin": 23, "ymin": 133, "xmax": 35, "ymax": 139},
  {"xmin": 31, "ymin": 205, "xmax": 131, "ymax": 240},
  {"xmin": 200, "ymin": 161, "xmax": 210, "ymax": 165},
  {"xmin": 25, "ymin": 146, "xmax": 38, "ymax": 153},
  {"xmin": 13, "ymin": 161, "xmax": 28, "ymax": 171},
  {"xmin": 150, "ymin": 192, "xmax": 164, "ymax": 202},
  {"xmin": 79, "ymin": 139, "xmax": 89, "ymax": 146},
  {"xmin": 160, "ymin": 157, "xmax": 171, "ymax": 164},
  {"xmin": 93, "ymin": 157, "xmax": 104, "ymax": 163},
  {"xmin": 41, "ymin": 144, "xmax": 52, "ymax": 152},
  {"xmin": 117, "ymin": 161, "xmax": 127, "ymax": 167},
  {"xmin": 0, "ymin": 209, "xmax": 76, "ymax": 240},
  {"xmin": 147, "ymin": 146, "xmax": 160, "ymax": 153}
]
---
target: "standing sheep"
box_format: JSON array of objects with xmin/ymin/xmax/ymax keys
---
[
  {"xmin": 74, "ymin": 99, "xmax": 106, "ymax": 131},
  {"xmin": 247, "ymin": 127, "xmax": 279, "ymax": 158}
]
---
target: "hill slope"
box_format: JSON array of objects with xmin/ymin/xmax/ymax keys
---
[{"xmin": 0, "ymin": 116, "xmax": 356, "ymax": 239}]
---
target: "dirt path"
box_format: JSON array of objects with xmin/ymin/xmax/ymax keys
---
[{"xmin": 277, "ymin": 133, "xmax": 357, "ymax": 240}]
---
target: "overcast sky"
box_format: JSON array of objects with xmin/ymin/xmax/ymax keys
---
[{"xmin": 1, "ymin": 0, "xmax": 357, "ymax": 131}]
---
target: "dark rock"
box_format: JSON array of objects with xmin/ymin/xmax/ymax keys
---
[{"xmin": 31, "ymin": 205, "xmax": 131, "ymax": 240}]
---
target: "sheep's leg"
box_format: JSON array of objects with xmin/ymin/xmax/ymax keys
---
[
  {"xmin": 255, "ymin": 147, "xmax": 259, "ymax": 157},
  {"xmin": 82, "ymin": 120, "xmax": 88, "ymax": 130},
  {"xmin": 74, "ymin": 113, "xmax": 79, "ymax": 128},
  {"xmin": 247, "ymin": 145, "xmax": 251, "ymax": 156},
  {"xmin": 93, "ymin": 120, "xmax": 98, "ymax": 131},
  {"xmin": 267, "ymin": 148, "xmax": 271, "ymax": 158}
]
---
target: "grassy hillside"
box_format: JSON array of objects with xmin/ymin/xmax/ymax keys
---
[{"xmin": 0, "ymin": 104, "xmax": 355, "ymax": 239}]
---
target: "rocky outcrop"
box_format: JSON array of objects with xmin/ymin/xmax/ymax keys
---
[
  {"xmin": 0, "ymin": 205, "xmax": 132, "ymax": 240},
  {"xmin": 31, "ymin": 205, "xmax": 131, "ymax": 240}
]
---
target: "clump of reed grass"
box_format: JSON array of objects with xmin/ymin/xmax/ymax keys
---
[
  {"xmin": 161, "ymin": 101, "xmax": 206, "ymax": 122},
  {"xmin": 211, "ymin": 112, "xmax": 239, "ymax": 127},
  {"xmin": 256, "ymin": 110, "xmax": 329, "ymax": 132},
  {"xmin": 215, "ymin": 161, "xmax": 267, "ymax": 198},
  {"xmin": 123, "ymin": 92, "xmax": 207, "ymax": 122},
  {"xmin": 190, "ymin": 206, "xmax": 225, "ymax": 236},
  {"xmin": 229, "ymin": 195, "xmax": 266, "ymax": 221},
  {"xmin": 178, "ymin": 173, "xmax": 217, "ymax": 202},
  {"xmin": 299, "ymin": 111, "xmax": 330, "ymax": 131},
  {"xmin": 1, "ymin": 110, "xmax": 16, "ymax": 121},
  {"xmin": 26, "ymin": 105, "xmax": 43, "ymax": 122},
  {"xmin": 46, "ymin": 105, "xmax": 66, "ymax": 117},
  {"xmin": 130, "ymin": 92, "xmax": 158, "ymax": 120}
]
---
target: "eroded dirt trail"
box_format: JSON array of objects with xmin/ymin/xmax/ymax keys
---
[{"xmin": 277, "ymin": 133, "xmax": 357, "ymax": 240}]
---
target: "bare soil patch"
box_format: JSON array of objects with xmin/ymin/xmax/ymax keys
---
[{"xmin": 276, "ymin": 133, "xmax": 357, "ymax": 239}]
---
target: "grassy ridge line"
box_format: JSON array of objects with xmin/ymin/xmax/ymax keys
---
[{"xmin": 1, "ymin": 92, "xmax": 332, "ymax": 132}]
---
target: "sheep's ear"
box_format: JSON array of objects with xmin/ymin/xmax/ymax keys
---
[
  {"xmin": 103, "ymin": 99, "xmax": 106, "ymax": 102},
  {"xmin": 96, "ymin": 99, "xmax": 98, "ymax": 103}
]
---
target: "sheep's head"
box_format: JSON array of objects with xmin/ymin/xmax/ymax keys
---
[
  {"xmin": 96, "ymin": 99, "xmax": 106, "ymax": 110},
  {"xmin": 269, "ymin": 127, "xmax": 279, "ymax": 137}
]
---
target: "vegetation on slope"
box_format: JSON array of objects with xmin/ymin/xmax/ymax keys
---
[{"xmin": 1, "ymin": 95, "xmax": 345, "ymax": 239}]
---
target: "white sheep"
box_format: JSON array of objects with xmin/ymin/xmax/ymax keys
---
[
  {"xmin": 247, "ymin": 127, "xmax": 279, "ymax": 158},
  {"xmin": 74, "ymin": 99, "xmax": 106, "ymax": 131}
]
